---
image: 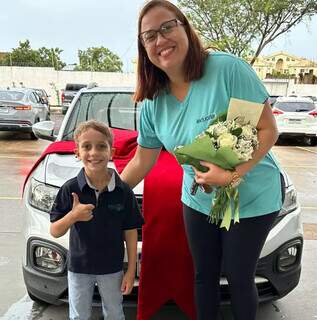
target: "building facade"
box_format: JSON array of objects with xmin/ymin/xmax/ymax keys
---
[{"xmin": 250, "ymin": 51, "xmax": 317, "ymax": 84}]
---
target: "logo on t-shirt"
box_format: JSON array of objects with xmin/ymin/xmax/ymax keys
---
[{"xmin": 196, "ymin": 114, "xmax": 215, "ymax": 124}]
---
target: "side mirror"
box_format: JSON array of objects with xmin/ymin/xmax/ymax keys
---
[{"xmin": 32, "ymin": 121, "xmax": 57, "ymax": 141}]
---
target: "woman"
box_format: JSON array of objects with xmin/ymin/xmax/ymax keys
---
[{"xmin": 121, "ymin": 1, "xmax": 282, "ymax": 319}]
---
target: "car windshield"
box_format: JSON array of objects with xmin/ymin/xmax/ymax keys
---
[
  {"xmin": 274, "ymin": 101, "xmax": 315, "ymax": 112},
  {"xmin": 0, "ymin": 91, "xmax": 25, "ymax": 101},
  {"xmin": 62, "ymin": 92, "xmax": 140, "ymax": 141}
]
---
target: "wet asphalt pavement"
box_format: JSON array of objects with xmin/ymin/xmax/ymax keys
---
[{"xmin": 0, "ymin": 109, "xmax": 316, "ymax": 319}]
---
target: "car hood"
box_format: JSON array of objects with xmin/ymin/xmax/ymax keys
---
[{"xmin": 43, "ymin": 153, "xmax": 143, "ymax": 195}]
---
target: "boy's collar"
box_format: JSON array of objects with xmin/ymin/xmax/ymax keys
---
[{"xmin": 77, "ymin": 168, "xmax": 124, "ymax": 192}]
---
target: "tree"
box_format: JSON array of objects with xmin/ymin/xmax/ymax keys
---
[
  {"xmin": 178, "ymin": 0, "xmax": 317, "ymax": 64},
  {"xmin": 75, "ymin": 47, "xmax": 123, "ymax": 72},
  {"xmin": 0, "ymin": 40, "xmax": 65, "ymax": 69},
  {"xmin": 38, "ymin": 47, "xmax": 65, "ymax": 70}
]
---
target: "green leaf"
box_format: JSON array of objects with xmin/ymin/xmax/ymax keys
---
[
  {"xmin": 231, "ymin": 127, "xmax": 242, "ymax": 136},
  {"xmin": 210, "ymin": 111, "xmax": 227, "ymax": 125},
  {"xmin": 215, "ymin": 147, "xmax": 241, "ymax": 168}
]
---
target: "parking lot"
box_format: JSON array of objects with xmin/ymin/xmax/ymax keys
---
[{"xmin": 0, "ymin": 110, "xmax": 317, "ymax": 320}]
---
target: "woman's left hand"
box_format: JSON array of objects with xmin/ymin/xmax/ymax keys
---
[{"xmin": 193, "ymin": 161, "xmax": 232, "ymax": 187}]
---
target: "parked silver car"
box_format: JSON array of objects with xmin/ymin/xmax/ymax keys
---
[
  {"xmin": 272, "ymin": 96, "xmax": 317, "ymax": 145},
  {"xmin": 23, "ymin": 86, "xmax": 303, "ymax": 306},
  {"xmin": 0, "ymin": 88, "xmax": 50, "ymax": 139}
]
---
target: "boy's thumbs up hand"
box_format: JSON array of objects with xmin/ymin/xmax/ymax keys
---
[
  {"xmin": 72, "ymin": 192, "xmax": 80, "ymax": 207},
  {"xmin": 71, "ymin": 192, "xmax": 95, "ymax": 222}
]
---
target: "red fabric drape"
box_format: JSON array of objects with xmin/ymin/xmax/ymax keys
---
[{"xmin": 22, "ymin": 129, "xmax": 196, "ymax": 319}]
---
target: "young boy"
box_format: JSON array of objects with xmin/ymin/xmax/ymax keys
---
[{"xmin": 50, "ymin": 120, "xmax": 144, "ymax": 320}]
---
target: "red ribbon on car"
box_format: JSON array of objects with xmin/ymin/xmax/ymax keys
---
[{"xmin": 22, "ymin": 128, "xmax": 196, "ymax": 320}]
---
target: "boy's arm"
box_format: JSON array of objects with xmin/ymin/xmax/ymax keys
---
[
  {"xmin": 50, "ymin": 211, "xmax": 77, "ymax": 238},
  {"xmin": 121, "ymin": 229, "xmax": 138, "ymax": 295},
  {"xmin": 50, "ymin": 192, "xmax": 95, "ymax": 238},
  {"xmin": 125, "ymin": 229, "xmax": 138, "ymax": 273}
]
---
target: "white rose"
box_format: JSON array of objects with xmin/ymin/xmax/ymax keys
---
[
  {"xmin": 207, "ymin": 123, "xmax": 228, "ymax": 137},
  {"xmin": 242, "ymin": 125, "xmax": 255, "ymax": 139},
  {"xmin": 217, "ymin": 133, "xmax": 237, "ymax": 148}
]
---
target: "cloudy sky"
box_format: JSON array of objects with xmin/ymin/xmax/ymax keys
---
[{"xmin": 1, "ymin": 0, "xmax": 316, "ymax": 72}]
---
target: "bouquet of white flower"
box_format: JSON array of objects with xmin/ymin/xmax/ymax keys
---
[{"xmin": 174, "ymin": 99, "xmax": 264, "ymax": 230}]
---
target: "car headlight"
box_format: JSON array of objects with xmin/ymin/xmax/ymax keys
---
[
  {"xmin": 28, "ymin": 239, "xmax": 67, "ymax": 275},
  {"xmin": 28, "ymin": 178, "xmax": 59, "ymax": 213},
  {"xmin": 278, "ymin": 186, "xmax": 298, "ymax": 217},
  {"xmin": 34, "ymin": 246, "xmax": 64, "ymax": 273}
]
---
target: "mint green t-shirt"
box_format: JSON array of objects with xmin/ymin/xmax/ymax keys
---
[{"xmin": 137, "ymin": 52, "xmax": 282, "ymax": 218}]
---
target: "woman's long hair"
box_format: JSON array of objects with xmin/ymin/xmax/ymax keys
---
[{"xmin": 134, "ymin": 0, "xmax": 208, "ymax": 102}]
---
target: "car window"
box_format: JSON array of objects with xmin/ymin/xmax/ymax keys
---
[
  {"xmin": 29, "ymin": 92, "xmax": 39, "ymax": 103},
  {"xmin": 275, "ymin": 101, "xmax": 315, "ymax": 112},
  {"xmin": 304, "ymin": 96, "xmax": 317, "ymax": 103},
  {"xmin": 110, "ymin": 93, "xmax": 138, "ymax": 130},
  {"xmin": 62, "ymin": 92, "xmax": 140, "ymax": 141},
  {"xmin": 35, "ymin": 89, "xmax": 44, "ymax": 97},
  {"xmin": 0, "ymin": 91, "xmax": 25, "ymax": 101}
]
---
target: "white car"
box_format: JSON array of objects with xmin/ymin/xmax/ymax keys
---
[
  {"xmin": 273, "ymin": 96, "xmax": 317, "ymax": 145},
  {"xmin": 22, "ymin": 86, "xmax": 303, "ymax": 306}
]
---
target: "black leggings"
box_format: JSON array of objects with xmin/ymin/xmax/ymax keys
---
[{"xmin": 183, "ymin": 205, "xmax": 278, "ymax": 320}]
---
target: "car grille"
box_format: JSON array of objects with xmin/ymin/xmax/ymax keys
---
[
  {"xmin": 135, "ymin": 194, "xmax": 142, "ymax": 212},
  {"xmin": 61, "ymin": 278, "xmax": 277, "ymax": 306},
  {"xmin": 135, "ymin": 195, "xmax": 143, "ymax": 242},
  {"xmin": 219, "ymin": 280, "xmax": 277, "ymax": 304}
]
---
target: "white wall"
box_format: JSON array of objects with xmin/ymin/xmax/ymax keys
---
[
  {"xmin": 263, "ymin": 79, "xmax": 290, "ymax": 96},
  {"xmin": 1, "ymin": 67, "xmax": 317, "ymax": 105},
  {"xmin": 0, "ymin": 66, "xmax": 136, "ymax": 105},
  {"xmin": 262, "ymin": 79, "xmax": 317, "ymax": 97},
  {"xmin": 288, "ymin": 83, "xmax": 317, "ymax": 97}
]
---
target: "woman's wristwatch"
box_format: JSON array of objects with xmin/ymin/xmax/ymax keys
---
[{"xmin": 228, "ymin": 170, "xmax": 242, "ymax": 188}]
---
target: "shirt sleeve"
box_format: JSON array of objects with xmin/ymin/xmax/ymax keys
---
[
  {"xmin": 230, "ymin": 57, "xmax": 269, "ymax": 104},
  {"xmin": 50, "ymin": 184, "xmax": 72, "ymax": 222},
  {"xmin": 122, "ymin": 187, "xmax": 145, "ymax": 230},
  {"xmin": 137, "ymin": 100, "xmax": 164, "ymax": 149}
]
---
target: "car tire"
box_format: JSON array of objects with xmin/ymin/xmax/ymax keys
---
[
  {"xmin": 30, "ymin": 119, "xmax": 39, "ymax": 140},
  {"xmin": 30, "ymin": 131, "xmax": 39, "ymax": 140},
  {"xmin": 303, "ymin": 136, "xmax": 317, "ymax": 146},
  {"xmin": 310, "ymin": 137, "xmax": 317, "ymax": 146},
  {"xmin": 27, "ymin": 290, "xmax": 49, "ymax": 305}
]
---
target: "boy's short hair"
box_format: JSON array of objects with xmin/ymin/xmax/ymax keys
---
[{"xmin": 74, "ymin": 120, "xmax": 113, "ymax": 147}]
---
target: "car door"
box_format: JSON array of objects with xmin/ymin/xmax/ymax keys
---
[{"xmin": 30, "ymin": 91, "xmax": 48, "ymax": 121}]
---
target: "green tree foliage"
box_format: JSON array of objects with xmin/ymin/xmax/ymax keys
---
[
  {"xmin": 0, "ymin": 40, "xmax": 65, "ymax": 70},
  {"xmin": 178, "ymin": 0, "xmax": 317, "ymax": 64},
  {"xmin": 75, "ymin": 47, "xmax": 123, "ymax": 72}
]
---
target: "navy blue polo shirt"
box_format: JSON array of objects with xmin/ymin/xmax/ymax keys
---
[{"xmin": 50, "ymin": 168, "xmax": 144, "ymax": 275}]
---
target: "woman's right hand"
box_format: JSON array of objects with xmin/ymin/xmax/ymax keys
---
[{"xmin": 193, "ymin": 162, "xmax": 232, "ymax": 187}]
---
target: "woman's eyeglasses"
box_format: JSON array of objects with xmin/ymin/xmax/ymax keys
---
[{"xmin": 139, "ymin": 19, "xmax": 184, "ymax": 46}]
